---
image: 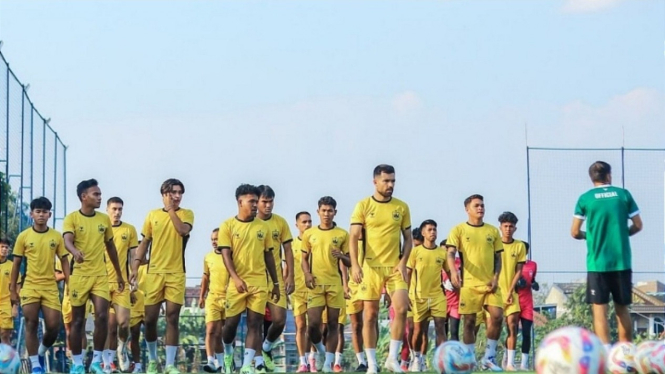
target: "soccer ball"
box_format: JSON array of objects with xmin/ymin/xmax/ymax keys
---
[
  {"xmin": 0, "ymin": 344, "xmax": 20, "ymax": 374},
  {"xmin": 607, "ymin": 342, "xmax": 637, "ymax": 373},
  {"xmin": 634, "ymin": 341, "xmax": 659, "ymax": 374},
  {"xmin": 535, "ymin": 326, "xmax": 606, "ymax": 374},
  {"xmin": 432, "ymin": 341, "xmax": 476, "ymax": 374},
  {"xmin": 646, "ymin": 341, "xmax": 665, "ymax": 374}
]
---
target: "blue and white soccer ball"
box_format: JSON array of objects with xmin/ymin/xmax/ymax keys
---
[
  {"xmin": 0, "ymin": 344, "xmax": 20, "ymax": 374},
  {"xmin": 433, "ymin": 340, "xmax": 476, "ymax": 374}
]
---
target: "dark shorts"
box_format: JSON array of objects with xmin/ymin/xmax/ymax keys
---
[{"xmin": 586, "ymin": 269, "xmax": 632, "ymax": 305}]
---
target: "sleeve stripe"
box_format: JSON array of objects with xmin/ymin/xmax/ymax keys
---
[
  {"xmin": 350, "ymin": 222, "xmax": 363, "ymax": 226},
  {"xmin": 573, "ymin": 214, "xmax": 585, "ymax": 219},
  {"xmin": 403, "ymin": 226, "xmax": 411, "ymax": 231},
  {"xmin": 629, "ymin": 210, "xmax": 640, "ymax": 218},
  {"xmin": 217, "ymin": 246, "xmax": 231, "ymax": 250},
  {"xmin": 283, "ymin": 239, "xmax": 293, "ymax": 245},
  {"xmin": 62, "ymin": 231, "xmax": 74, "ymax": 236},
  {"xmin": 495, "ymin": 249, "xmax": 504, "ymax": 253}
]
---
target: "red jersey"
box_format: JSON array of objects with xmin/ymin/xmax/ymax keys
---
[
  {"xmin": 518, "ymin": 260, "xmax": 537, "ymax": 321},
  {"xmin": 443, "ymin": 258, "xmax": 461, "ymax": 319}
]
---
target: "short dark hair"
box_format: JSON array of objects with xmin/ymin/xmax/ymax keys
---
[
  {"xmin": 412, "ymin": 228, "xmax": 424, "ymax": 242},
  {"xmin": 257, "ymin": 185, "xmax": 275, "ymax": 199},
  {"xmin": 30, "ymin": 197, "xmax": 52, "ymax": 211},
  {"xmin": 464, "ymin": 194, "xmax": 483, "ymax": 207},
  {"xmin": 107, "ymin": 197, "xmax": 124, "ymax": 206},
  {"xmin": 419, "ymin": 219, "xmax": 437, "ymax": 231},
  {"xmin": 439, "ymin": 239, "xmax": 447, "ymax": 247},
  {"xmin": 498, "ymin": 212, "xmax": 518, "ymax": 224},
  {"xmin": 318, "ymin": 196, "xmax": 337, "ymax": 209},
  {"xmin": 76, "ymin": 179, "xmax": 99, "ymax": 201},
  {"xmin": 235, "ymin": 184, "xmax": 260, "ymax": 200},
  {"xmin": 161, "ymin": 178, "xmax": 185, "ymax": 195},
  {"xmin": 212, "ymin": 228, "xmax": 219, "ymax": 233},
  {"xmin": 295, "ymin": 211, "xmax": 311, "ymax": 220},
  {"xmin": 373, "ymin": 164, "xmax": 395, "ymax": 177},
  {"xmin": 589, "ymin": 161, "xmax": 611, "ymax": 183},
  {"xmin": 0, "ymin": 237, "xmax": 10, "ymax": 246}
]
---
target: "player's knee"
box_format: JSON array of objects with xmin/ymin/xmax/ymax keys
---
[
  {"xmin": 25, "ymin": 317, "xmax": 39, "ymax": 332},
  {"xmin": 364, "ymin": 309, "xmax": 378, "ymax": 324},
  {"xmin": 165, "ymin": 310, "xmax": 180, "ymax": 325}
]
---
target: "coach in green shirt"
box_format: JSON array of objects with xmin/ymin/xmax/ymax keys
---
[{"xmin": 570, "ymin": 161, "xmax": 642, "ymax": 349}]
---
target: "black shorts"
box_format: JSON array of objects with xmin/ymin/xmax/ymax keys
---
[{"xmin": 586, "ymin": 269, "xmax": 632, "ymax": 305}]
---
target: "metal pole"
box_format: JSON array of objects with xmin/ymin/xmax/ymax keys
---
[
  {"xmin": 5, "ymin": 67, "xmax": 10, "ymax": 234},
  {"xmin": 19, "ymin": 88, "xmax": 24, "ymax": 232},
  {"xmin": 41, "ymin": 120, "xmax": 45, "ymax": 196},
  {"xmin": 621, "ymin": 147, "xmax": 626, "ymax": 188},
  {"xmin": 63, "ymin": 145, "xmax": 67, "ymax": 218},
  {"xmin": 525, "ymin": 146, "xmax": 535, "ymax": 368},
  {"xmin": 52, "ymin": 134, "xmax": 57, "ymax": 228},
  {"xmin": 30, "ymin": 106, "xmax": 34, "ymax": 202}
]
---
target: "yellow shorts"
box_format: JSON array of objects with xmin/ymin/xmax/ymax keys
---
[
  {"xmin": 458, "ymin": 285, "xmax": 503, "ymax": 315},
  {"xmin": 109, "ymin": 282, "xmax": 131, "ymax": 310},
  {"xmin": 225, "ymin": 285, "xmax": 268, "ymax": 318},
  {"xmin": 62, "ymin": 297, "xmax": 93, "ymax": 325},
  {"xmin": 346, "ymin": 281, "xmax": 363, "ymax": 315},
  {"xmin": 475, "ymin": 310, "xmax": 486, "ymax": 327},
  {"xmin": 69, "ymin": 275, "xmax": 110, "ymax": 307},
  {"xmin": 502, "ymin": 290, "xmax": 521, "ymax": 316},
  {"xmin": 410, "ymin": 295, "xmax": 447, "ymax": 323},
  {"xmin": 308, "ymin": 285, "xmax": 345, "ymax": 310},
  {"xmin": 129, "ymin": 290, "xmax": 145, "ymax": 327},
  {"xmin": 143, "ymin": 272, "xmax": 185, "ymax": 305},
  {"xmin": 205, "ymin": 292, "xmax": 226, "ymax": 324},
  {"xmin": 0, "ymin": 309, "xmax": 13, "ymax": 329},
  {"xmin": 19, "ymin": 286, "xmax": 61, "ymax": 311},
  {"xmin": 322, "ymin": 304, "xmax": 347, "ymax": 325},
  {"xmin": 267, "ymin": 280, "xmax": 287, "ymax": 309},
  {"xmin": 359, "ymin": 266, "xmax": 407, "ymax": 301},
  {"xmin": 292, "ymin": 290, "xmax": 308, "ymax": 317}
]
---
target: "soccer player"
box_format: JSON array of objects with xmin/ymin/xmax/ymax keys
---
[
  {"xmin": 256, "ymin": 185, "xmax": 295, "ymax": 371},
  {"xmin": 349, "ymin": 164, "xmax": 413, "ymax": 373},
  {"xmin": 130, "ymin": 178, "xmax": 194, "ymax": 374},
  {"xmin": 446, "ymin": 194, "xmax": 504, "ymax": 372},
  {"xmin": 291, "ymin": 211, "xmax": 313, "ymax": 373},
  {"xmin": 0, "ymin": 238, "xmax": 16, "ymax": 345},
  {"xmin": 219, "ymin": 184, "xmax": 281, "ymax": 374},
  {"xmin": 104, "ymin": 197, "xmax": 139, "ymax": 373},
  {"xmin": 63, "ymin": 180, "xmax": 125, "ymax": 374},
  {"xmin": 571, "ymin": 161, "xmax": 642, "ymax": 349},
  {"xmin": 497, "ymin": 212, "xmax": 526, "ymax": 371},
  {"xmin": 407, "ymin": 220, "xmax": 448, "ymax": 372},
  {"xmin": 302, "ymin": 196, "xmax": 351, "ymax": 373},
  {"xmin": 10, "ymin": 198, "xmax": 70, "ymax": 373},
  {"xmin": 200, "ymin": 228, "xmax": 229, "ymax": 373},
  {"xmin": 517, "ymin": 242, "xmax": 537, "ymax": 370},
  {"xmin": 346, "ymin": 235, "xmax": 368, "ymax": 373}
]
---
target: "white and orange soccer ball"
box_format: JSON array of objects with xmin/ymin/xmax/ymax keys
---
[
  {"xmin": 432, "ymin": 340, "xmax": 476, "ymax": 374},
  {"xmin": 535, "ymin": 326, "xmax": 607, "ymax": 374},
  {"xmin": 606, "ymin": 341, "xmax": 638, "ymax": 373},
  {"xmin": 635, "ymin": 341, "xmax": 660, "ymax": 374},
  {"xmin": 644, "ymin": 341, "xmax": 665, "ymax": 374},
  {"xmin": 0, "ymin": 344, "xmax": 20, "ymax": 374}
]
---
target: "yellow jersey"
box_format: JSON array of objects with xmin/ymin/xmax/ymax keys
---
[
  {"xmin": 499, "ymin": 239, "xmax": 527, "ymax": 294},
  {"xmin": 407, "ymin": 244, "xmax": 448, "ymax": 298},
  {"xmin": 62, "ymin": 211, "xmax": 114, "ymax": 277},
  {"xmin": 141, "ymin": 208, "xmax": 194, "ymax": 274},
  {"xmin": 261, "ymin": 214, "xmax": 293, "ymax": 281},
  {"xmin": 292, "ymin": 237, "xmax": 307, "ymax": 291},
  {"xmin": 446, "ymin": 222, "xmax": 503, "ymax": 287},
  {"xmin": 0, "ymin": 259, "xmax": 12, "ymax": 309},
  {"xmin": 218, "ymin": 217, "xmax": 274, "ymax": 287},
  {"xmin": 106, "ymin": 222, "xmax": 139, "ymax": 282},
  {"xmin": 301, "ymin": 226, "xmax": 350, "ymax": 286},
  {"xmin": 14, "ymin": 227, "xmax": 68, "ymax": 288},
  {"xmin": 350, "ymin": 196, "xmax": 411, "ymax": 267},
  {"xmin": 203, "ymin": 251, "xmax": 229, "ymax": 295}
]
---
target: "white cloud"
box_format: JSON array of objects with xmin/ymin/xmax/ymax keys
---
[
  {"xmin": 391, "ymin": 90, "xmax": 423, "ymax": 114},
  {"xmin": 561, "ymin": 0, "xmax": 625, "ymax": 13}
]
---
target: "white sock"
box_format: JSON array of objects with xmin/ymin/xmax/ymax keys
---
[
  {"xmin": 315, "ymin": 342, "xmax": 325, "ymax": 353},
  {"xmin": 521, "ymin": 353, "xmax": 529, "ymax": 368},
  {"xmin": 465, "ymin": 343, "xmax": 476, "ymax": 356},
  {"xmin": 255, "ymin": 355, "xmax": 265, "ymax": 366},
  {"xmin": 103, "ymin": 349, "xmax": 112, "ymax": 366},
  {"xmin": 118, "ymin": 340, "xmax": 126, "ymax": 354},
  {"xmin": 30, "ymin": 356, "xmax": 41, "ymax": 369},
  {"xmin": 299, "ymin": 356, "xmax": 307, "ymax": 365},
  {"xmin": 356, "ymin": 352, "xmax": 367, "ymax": 365},
  {"xmin": 366, "ymin": 348, "xmax": 377, "ymax": 368},
  {"xmin": 165, "ymin": 345, "xmax": 177, "ymax": 366},
  {"xmin": 388, "ymin": 339, "xmax": 401, "ymax": 360},
  {"xmin": 92, "ymin": 350, "xmax": 103, "ymax": 364},
  {"xmin": 38, "ymin": 343, "xmax": 48, "ymax": 356},
  {"xmin": 72, "ymin": 354, "xmax": 84, "ymax": 366},
  {"xmin": 262, "ymin": 339, "xmax": 275, "ymax": 352},
  {"xmin": 507, "ymin": 350, "xmax": 515, "ymax": 366},
  {"xmin": 335, "ymin": 352, "xmax": 342, "ymax": 366},
  {"xmin": 208, "ymin": 356, "xmax": 215, "ymax": 365},
  {"xmin": 484, "ymin": 339, "xmax": 498, "ymax": 360},
  {"xmin": 309, "ymin": 351, "xmax": 316, "ymax": 360},
  {"xmin": 224, "ymin": 343, "xmax": 234, "ymax": 355},
  {"xmin": 415, "ymin": 351, "xmax": 422, "ymax": 359},
  {"xmin": 110, "ymin": 351, "xmax": 117, "ymax": 364},
  {"xmin": 242, "ymin": 348, "xmax": 256, "ymax": 367},
  {"xmin": 324, "ymin": 352, "xmax": 334, "ymax": 367},
  {"xmin": 146, "ymin": 340, "xmax": 158, "ymax": 361},
  {"xmin": 215, "ymin": 353, "xmax": 224, "ymax": 367}
]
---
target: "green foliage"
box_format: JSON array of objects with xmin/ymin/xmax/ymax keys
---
[{"xmin": 0, "ymin": 171, "xmax": 31, "ymax": 244}]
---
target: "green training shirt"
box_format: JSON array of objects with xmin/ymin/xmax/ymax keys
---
[{"xmin": 574, "ymin": 185, "xmax": 639, "ymax": 272}]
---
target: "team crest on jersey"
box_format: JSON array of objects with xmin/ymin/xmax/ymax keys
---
[
  {"xmin": 49, "ymin": 240, "xmax": 57, "ymax": 250},
  {"xmin": 98, "ymin": 224, "xmax": 106, "ymax": 234},
  {"xmin": 486, "ymin": 234, "xmax": 493, "ymax": 243},
  {"xmin": 392, "ymin": 210, "xmax": 401, "ymax": 221},
  {"xmin": 360, "ymin": 283, "xmax": 368, "ymax": 292},
  {"xmin": 511, "ymin": 251, "xmax": 517, "ymax": 258},
  {"xmin": 332, "ymin": 237, "xmax": 340, "ymax": 246},
  {"xmin": 3, "ymin": 270, "xmax": 9, "ymax": 276},
  {"xmin": 257, "ymin": 230, "xmax": 265, "ymax": 240},
  {"xmin": 78, "ymin": 226, "xmax": 85, "ymax": 233},
  {"xmin": 436, "ymin": 257, "xmax": 444, "ymax": 266},
  {"xmin": 71, "ymin": 290, "xmax": 78, "ymax": 299},
  {"xmin": 465, "ymin": 237, "xmax": 470, "ymax": 242},
  {"xmin": 272, "ymin": 230, "xmax": 279, "ymax": 241},
  {"xmin": 121, "ymin": 233, "xmax": 128, "ymax": 242},
  {"xmin": 28, "ymin": 242, "xmax": 35, "ymax": 248}
]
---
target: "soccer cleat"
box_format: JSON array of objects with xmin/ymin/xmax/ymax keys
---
[
  {"xmin": 333, "ymin": 364, "xmax": 342, "ymax": 373},
  {"xmin": 296, "ymin": 364, "xmax": 309, "ymax": 373},
  {"xmin": 31, "ymin": 367, "xmax": 45, "ymax": 374},
  {"xmin": 110, "ymin": 363, "xmax": 121, "ymax": 373},
  {"xmin": 419, "ymin": 356, "xmax": 426, "ymax": 371},
  {"xmin": 308, "ymin": 357, "xmax": 317, "ymax": 373},
  {"xmin": 164, "ymin": 365, "xmax": 181, "ymax": 374},
  {"xmin": 38, "ymin": 355, "xmax": 46, "ymax": 371},
  {"xmin": 117, "ymin": 347, "xmax": 130, "ymax": 372},
  {"xmin": 69, "ymin": 364, "xmax": 85, "ymax": 374},
  {"xmin": 322, "ymin": 364, "xmax": 332, "ymax": 373},
  {"xmin": 400, "ymin": 361, "xmax": 409, "ymax": 372},
  {"xmin": 90, "ymin": 362, "xmax": 106, "ymax": 374},
  {"xmin": 255, "ymin": 364, "xmax": 267, "ymax": 374},
  {"xmin": 102, "ymin": 364, "xmax": 112, "ymax": 374},
  {"xmin": 239, "ymin": 365, "xmax": 253, "ymax": 374},
  {"xmin": 224, "ymin": 355, "xmax": 234, "ymax": 374},
  {"xmin": 480, "ymin": 358, "xmax": 504, "ymax": 372},
  {"xmin": 146, "ymin": 360, "xmax": 159, "ymax": 374},
  {"xmin": 315, "ymin": 353, "xmax": 325, "ymax": 372},
  {"xmin": 504, "ymin": 364, "xmax": 517, "ymax": 372},
  {"xmin": 355, "ymin": 364, "xmax": 368, "ymax": 373},
  {"xmin": 408, "ymin": 359, "xmax": 420, "ymax": 372},
  {"xmin": 384, "ymin": 358, "xmax": 404, "ymax": 373},
  {"xmin": 261, "ymin": 350, "xmax": 275, "ymax": 372},
  {"xmin": 204, "ymin": 363, "xmax": 219, "ymax": 373}
]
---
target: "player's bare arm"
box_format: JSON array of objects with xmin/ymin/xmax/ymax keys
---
[
  {"xmin": 63, "ymin": 232, "xmax": 84, "ymax": 263},
  {"xmin": 331, "ymin": 249, "xmax": 351, "ymax": 267},
  {"xmin": 130, "ymin": 238, "xmax": 151, "ymax": 286},
  {"xmin": 265, "ymin": 249, "xmax": 281, "ymax": 303},
  {"xmin": 489, "ymin": 251, "xmax": 502, "ymax": 293},
  {"xmin": 199, "ymin": 272, "xmax": 209, "ymax": 309},
  {"xmin": 446, "ymin": 246, "xmax": 461, "ymax": 288},
  {"xmin": 9, "ymin": 255, "xmax": 22, "ymax": 306},
  {"xmin": 396, "ymin": 227, "xmax": 414, "ymax": 281},
  {"xmin": 629, "ymin": 214, "xmax": 643, "ymax": 236},
  {"xmin": 60, "ymin": 255, "xmax": 71, "ymax": 286},
  {"xmin": 105, "ymin": 238, "xmax": 125, "ymax": 290},
  {"xmin": 340, "ymin": 262, "xmax": 350, "ymax": 299},
  {"xmin": 283, "ymin": 241, "xmax": 295, "ymax": 294},
  {"xmin": 163, "ymin": 195, "xmax": 192, "ymax": 236},
  {"xmin": 507, "ymin": 262, "xmax": 525, "ymax": 304},
  {"xmin": 349, "ymin": 224, "xmax": 363, "ymax": 283},
  {"xmin": 301, "ymin": 250, "xmax": 315, "ymax": 289},
  {"xmin": 570, "ymin": 218, "xmax": 586, "ymax": 240},
  {"xmin": 220, "ymin": 247, "xmax": 247, "ymax": 293}
]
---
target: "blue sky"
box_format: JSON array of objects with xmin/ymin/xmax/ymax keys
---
[{"xmin": 1, "ymin": 0, "xmax": 663, "ymax": 287}]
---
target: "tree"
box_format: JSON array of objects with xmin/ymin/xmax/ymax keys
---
[{"xmin": 0, "ymin": 171, "xmax": 31, "ymax": 244}]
